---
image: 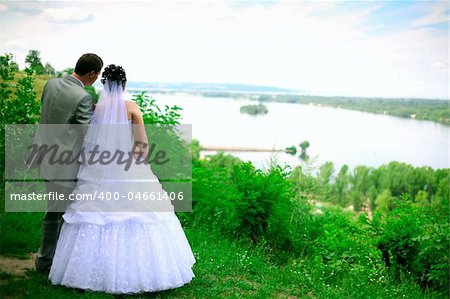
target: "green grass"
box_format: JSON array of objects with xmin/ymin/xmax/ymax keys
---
[
  {"xmin": 0, "ymin": 213, "xmax": 444, "ymax": 298},
  {"xmin": 0, "ymin": 212, "xmax": 45, "ymax": 258}
]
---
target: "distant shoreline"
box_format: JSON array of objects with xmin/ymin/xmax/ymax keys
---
[{"xmin": 116, "ymin": 87, "xmax": 450, "ymax": 126}]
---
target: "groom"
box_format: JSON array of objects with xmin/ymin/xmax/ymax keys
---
[{"xmin": 34, "ymin": 53, "xmax": 103, "ymax": 273}]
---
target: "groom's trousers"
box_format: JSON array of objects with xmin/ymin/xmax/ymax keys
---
[{"xmin": 35, "ymin": 181, "xmax": 75, "ymax": 273}]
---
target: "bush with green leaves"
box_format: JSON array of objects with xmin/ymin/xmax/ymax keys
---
[
  {"xmin": 132, "ymin": 91, "xmax": 183, "ymax": 125},
  {"xmin": 1, "ymin": 54, "xmax": 40, "ymax": 125},
  {"xmin": 264, "ymin": 165, "xmax": 315, "ymax": 258},
  {"xmin": 310, "ymin": 207, "xmax": 381, "ymax": 284},
  {"xmin": 370, "ymin": 195, "xmax": 449, "ymax": 293},
  {"xmin": 190, "ymin": 159, "xmax": 300, "ymax": 252},
  {"xmin": 1, "ymin": 53, "xmax": 41, "ymax": 171},
  {"xmin": 130, "ymin": 91, "xmax": 194, "ymax": 187},
  {"xmin": 228, "ymin": 162, "xmax": 293, "ymax": 243},
  {"xmin": 190, "ymin": 139, "xmax": 201, "ymax": 161},
  {"xmin": 84, "ymin": 86, "xmax": 99, "ymax": 104},
  {"xmin": 189, "ymin": 158, "xmax": 238, "ymax": 222},
  {"xmin": 0, "ymin": 53, "xmax": 41, "ymax": 214},
  {"xmin": 205, "ymin": 151, "xmax": 243, "ymax": 169}
]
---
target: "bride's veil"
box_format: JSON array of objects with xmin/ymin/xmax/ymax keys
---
[
  {"xmin": 77, "ymin": 80, "xmax": 133, "ymax": 182},
  {"xmin": 91, "ymin": 80, "xmax": 128, "ymax": 125},
  {"xmin": 71, "ymin": 77, "xmax": 174, "ymax": 213}
]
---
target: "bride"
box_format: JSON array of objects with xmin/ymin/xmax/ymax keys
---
[{"xmin": 48, "ymin": 64, "xmax": 196, "ymax": 294}]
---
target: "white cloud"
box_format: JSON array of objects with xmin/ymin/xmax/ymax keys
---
[
  {"xmin": 0, "ymin": 1, "xmax": 447, "ymax": 98},
  {"xmin": 0, "ymin": 4, "xmax": 8, "ymax": 11},
  {"xmin": 413, "ymin": 1, "xmax": 449, "ymax": 27},
  {"xmin": 4, "ymin": 39, "xmax": 28, "ymax": 51},
  {"xmin": 43, "ymin": 7, "xmax": 92, "ymax": 23},
  {"xmin": 431, "ymin": 60, "xmax": 449, "ymax": 75}
]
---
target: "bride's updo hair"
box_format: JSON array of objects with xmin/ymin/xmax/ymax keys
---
[{"xmin": 101, "ymin": 64, "xmax": 127, "ymax": 88}]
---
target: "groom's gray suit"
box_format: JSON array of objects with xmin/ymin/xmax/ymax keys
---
[{"xmin": 35, "ymin": 74, "xmax": 94, "ymax": 272}]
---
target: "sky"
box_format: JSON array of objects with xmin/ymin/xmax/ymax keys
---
[{"xmin": 0, "ymin": 0, "xmax": 448, "ymax": 99}]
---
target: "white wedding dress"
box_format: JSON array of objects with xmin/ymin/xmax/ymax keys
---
[{"xmin": 48, "ymin": 82, "xmax": 196, "ymax": 294}]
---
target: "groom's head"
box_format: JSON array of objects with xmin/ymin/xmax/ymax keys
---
[{"xmin": 73, "ymin": 53, "xmax": 103, "ymax": 86}]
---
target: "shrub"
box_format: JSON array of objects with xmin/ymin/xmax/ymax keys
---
[
  {"xmin": 370, "ymin": 195, "xmax": 449, "ymax": 293},
  {"xmin": 132, "ymin": 91, "xmax": 182, "ymax": 125}
]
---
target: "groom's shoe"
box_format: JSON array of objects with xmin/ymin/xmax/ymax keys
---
[
  {"xmin": 35, "ymin": 264, "xmax": 51, "ymax": 275},
  {"xmin": 35, "ymin": 257, "xmax": 52, "ymax": 275},
  {"xmin": 37, "ymin": 268, "xmax": 50, "ymax": 276},
  {"xmin": 36, "ymin": 266, "xmax": 51, "ymax": 276}
]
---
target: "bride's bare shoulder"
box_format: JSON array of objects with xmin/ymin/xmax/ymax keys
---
[
  {"xmin": 124, "ymin": 99, "xmax": 140, "ymax": 110},
  {"xmin": 124, "ymin": 100, "xmax": 143, "ymax": 123}
]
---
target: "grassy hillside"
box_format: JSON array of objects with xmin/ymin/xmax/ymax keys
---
[
  {"xmin": 0, "ymin": 211, "xmax": 439, "ymax": 298},
  {"xmin": 1, "ymin": 157, "xmax": 448, "ymax": 298}
]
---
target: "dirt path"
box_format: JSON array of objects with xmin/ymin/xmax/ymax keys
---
[{"xmin": 0, "ymin": 253, "xmax": 36, "ymax": 277}]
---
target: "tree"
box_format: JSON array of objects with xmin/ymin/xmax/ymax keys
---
[
  {"xmin": 299, "ymin": 140, "xmax": 310, "ymax": 152},
  {"xmin": 1, "ymin": 53, "xmax": 40, "ymax": 124},
  {"xmin": 299, "ymin": 140, "xmax": 310, "ymax": 160},
  {"xmin": 318, "ymin": 161, "xmax": 334, "ymax": 200},
  {"xmin": 331, "ymin": 164, "xmax": 350, "ymax": 205},
  {"xmin": 25, "ymin": 50, "xmax": 44, "ymax": 75},
  {"xmin": 240, "ymin": 103, "xmax": 268, "ymax": 115},
  {"xmin": 1, "ymin": 54, "xmax": 19, "ymax": 73},
  {"xmin": 0, "ymin": 53, "xmax": 16, "ymax": 100},
  {"xmin": 285, "ymin": 145, "xmax": 297, "ymax": 155},
  {"xmin": 349, "ymin": 165, "xmax": 373, "ymax": 211},
  {"xmin": 44, "ymin": 62, "xmax": 56, "ymax": 76},
  {"xmin": 415, "ymin": 190, "xmax": 429, "ymax": 207},
  {"xmin": 318, "ymin": 161, "xmax": 334, "ymax": 185},
  {"xmin": 374, "ymin": 189, "xmax": 393, "ymax": 213},
  {"xmin": 56, "ymin": 67, "xmax": 74, "ymax": 78}
]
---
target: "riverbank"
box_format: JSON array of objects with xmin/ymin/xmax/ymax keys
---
[{"xmin": 132, "ymin": 88, "xmax": 449, "ymax": 126}]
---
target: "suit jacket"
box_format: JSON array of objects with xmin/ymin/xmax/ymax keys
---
[{"xmin": 30, "ymin": 75, "xmax": 94, "ymax": 188}]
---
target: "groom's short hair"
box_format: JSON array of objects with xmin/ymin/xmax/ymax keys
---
[{"xmin": 74, "ymin": 53, "xmax": 103, "ymax": 76}]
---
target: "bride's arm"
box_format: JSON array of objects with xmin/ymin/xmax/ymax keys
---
[{"xmin": 127, "ymin": 101, "xmax": 149, "ymax": 159}]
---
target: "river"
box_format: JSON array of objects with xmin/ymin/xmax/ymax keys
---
[{"xmin": 128, "ymin": 91, "xmax": 449, "ymax": 171}]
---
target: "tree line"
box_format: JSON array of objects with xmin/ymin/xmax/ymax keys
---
[{"xmin": 200, "ymin": 92, "xmax": 450, "ymax": 125}]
